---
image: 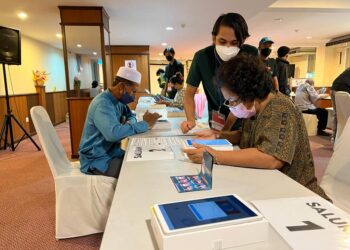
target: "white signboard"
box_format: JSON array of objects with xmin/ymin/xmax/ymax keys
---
[
  {"xmin": 125, "ymin": 60, "xmax": 137, "ymax": 70},
  {"xmin": 252, "ymin": 196, "xmax": 350, "ymax": 250}
]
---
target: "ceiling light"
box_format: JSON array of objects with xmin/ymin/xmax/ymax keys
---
[
  {"xmin": 161, "ymin": 42, "xmax": 167, "ymax": 46},
  {"xmin": 306, "ymin": 36, "xmax": 312, "ymax": 39},
  {"xmin": 18, "ymin": 12, "xmax": 28, "ymax": 20},
  {"xmin": 77, "ymin": 44, "xmax": 82, "ymax": 48},
  {"xmin": 166, "ymin": 27, "xmax": 174, "ymax": 31},
  {"xmin": 56, "ymin": 33, "xmax": 62, "ymax": 38},
  {"xmin": 93, "ymin": 52, "xmax": 97, "ymax": 55}
]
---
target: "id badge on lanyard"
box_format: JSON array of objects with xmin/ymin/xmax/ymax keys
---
[{"xmin": 211, "ymin": 109, "xmax": 225, "ymax": 131}]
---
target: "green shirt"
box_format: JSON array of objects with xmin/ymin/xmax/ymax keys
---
[
  {"xmin": 239, "ymin": 92, "xmax": 330, "ymax": 201},
  {"xmin": 187, "ymin": 44, "xmax": 258, "ymax": 122}
]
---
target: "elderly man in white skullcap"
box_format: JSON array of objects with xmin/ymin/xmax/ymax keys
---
[{"xmin": 79, "ymin": 67, "xmax": 161, "ymax": 178}]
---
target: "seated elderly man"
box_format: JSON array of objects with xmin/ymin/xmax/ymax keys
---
[
  {"xmin": 295, "ymin": 79, "xmax": 330, "ymax": 136},
  {"xmin": 79, "ymin": 67, "xmax": 161, "ymax": 178}
]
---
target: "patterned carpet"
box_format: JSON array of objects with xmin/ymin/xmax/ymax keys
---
[{"xmin": 0, "ymin": 122, "xmax": 333, "ymax": 249}]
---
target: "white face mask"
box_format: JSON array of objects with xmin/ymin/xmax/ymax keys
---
[{"xmin": 215, "ymin": 45, "xmax": 240, "ymax": 61}]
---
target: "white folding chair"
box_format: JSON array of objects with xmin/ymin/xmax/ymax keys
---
[
  {"xmin": 321, "ymin": 117, "xmax": 350, "ymax": 214},
  {"xmin": 30, "ymin": 106, "xmax": 117, "ymax": 239},
  {"xmin": 334, "ymin": 91, "xmax": 350, "ymax": 146}
]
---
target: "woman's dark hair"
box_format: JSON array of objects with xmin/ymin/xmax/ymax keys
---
[
  {"xmin": 215, "ymin": 54, "xmax": 272, "ymax": 102},
  {"xmin": 277, "ymin": 46, "xmax": 290, "ymax": 58},
  {"xmin": 170, "ymin": 72, "xmax": 184, "ymax": 85},
  {"xmin": 91, "ymin": 80, "xmax": 98, "ymax": 88},
  {"xmin": 156, "ymin": 68, "xmax": 165, "ymax": 76},
  {"xmin": 212, "ymin": 13, "xmax": 250, "ymax": 46}
]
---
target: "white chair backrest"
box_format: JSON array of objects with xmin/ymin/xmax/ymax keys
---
[
  {"xmin": 30, "ymin": 106, "xmax": 72, "ymax": 177},
  {"xmin": 335, "ymin": 91, "xmax": 350, "ymax": 141},
  {"xmin": 324, "ymin": 117, "xmax": 350, "ymax": 184}
]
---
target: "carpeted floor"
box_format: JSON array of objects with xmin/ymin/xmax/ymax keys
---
[
  {"xmin": 0, "ymin": 123, "xmax": 102, "ymax": 250},
  {"xmin": 0, "ymin": 122, "xmax": 334, "ymax": 249}
]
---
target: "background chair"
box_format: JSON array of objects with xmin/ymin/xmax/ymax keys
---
[
  {"xmin": 302, "ymin": 113, "xmax": 318, "ymax": 136},
  {"xmin": 321, "ymin": 117, "xmax": 350, "ymax": 214},
  {"xmin": 334, "ymin": 91, "xmax": 350, "ymax": 145},
  {"xmin": 30, "ymin": 106, "xmax": 117, "ymax": 239}
]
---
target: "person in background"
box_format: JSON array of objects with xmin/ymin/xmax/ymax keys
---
[
  {"xmin": 276, "ymin": 46, "xmax": 291, "ymax": 96},
  {"xmin": 79, "ymin": 67, "xmax": 161, "ymax": 178},
  {"xmin": 156, "ymin": 72, "xmax": 186, "ymax": 110},
  {"xmin": 89, "ymin": 80, "xmax": 100, "ymax": 98},
  {"xmin": 183, "ymin": 54, "xmax": 330, "ymax": 201},
  {"xmin": 181, "ymin": 13, "xmax": 258, "ymax": 134},
  {"xmin": 156, "ymin": 68, "xmax": 167, "ymax": 95},
  {"xmin": 295, "ymin": 79, "xmax": 330, "ymax": 136},
  {"xmin": 258, "ymin": 37, "xmax": 279, "ymax": 91},
  {"xmin": 330, "ymin": 67, "xmax": 350, "ymax": 140},
  {"xmin": 163, "ymin": 47, "xmax": 184, "ymax": 99}
]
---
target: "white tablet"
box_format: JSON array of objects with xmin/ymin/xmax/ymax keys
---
[{"xmin": 152, "ymin": 194, "xmax": 263, "ymax": 235}]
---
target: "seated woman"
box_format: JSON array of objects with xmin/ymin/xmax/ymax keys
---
[
  {"xmin": 295, "ymin": 79, "xmax": 330, "ymax": 136},
  {"xmin": 156, "ymin": 72, "xmax": 186, "ymax": 109},
  {"xmin": 183, "ymin": 54, "xmax": 330, "ymax": 201}
]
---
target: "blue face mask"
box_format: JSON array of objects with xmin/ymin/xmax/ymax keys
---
[{"xmin": 119, "ymin": 91, "xmax": 135, "ymax": 104}]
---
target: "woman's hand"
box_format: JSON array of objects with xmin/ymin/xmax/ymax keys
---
[
  {"xmin": 194, "ymin": 129, "xmax": 219, "ymax": 140},
  {"xmin": 156, "ymin": 100, "xmax": 170, "ymax": 106},
  {"xmin": 183, "ymin": 142, "xmax": 215, "ymax": 163}
]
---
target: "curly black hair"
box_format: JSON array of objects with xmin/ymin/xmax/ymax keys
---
[
  {"xmin": 215, "ymin": 54, "xmax": 272, "ymax": 102},
  {"xmin": 170, "ymin": 72, "xmax": 184, "ymax": 85}
]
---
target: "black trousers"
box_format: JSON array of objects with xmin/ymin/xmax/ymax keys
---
[
  {"xmin": 302, "ymin": 108, "xmax": 328, "ymax": 131},
  {"xmin": 91, "ymin": 157, "xmax": 123, "ymax": 178}
]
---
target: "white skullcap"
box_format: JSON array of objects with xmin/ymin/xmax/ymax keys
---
[{"xmin": 116, "ymin": 66, "xmax": 141, "ymax": 84}]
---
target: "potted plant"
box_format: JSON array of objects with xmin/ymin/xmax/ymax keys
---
[{"xmin": 32, "ymin": 70, "xmax": 49, "ymax": 86}]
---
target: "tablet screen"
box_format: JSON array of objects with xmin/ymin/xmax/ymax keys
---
[{"xmin": 158, "ymin": 195, "xmax": 257, "ymax": 230}]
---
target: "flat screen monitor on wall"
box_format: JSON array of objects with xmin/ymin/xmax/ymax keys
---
[{"xmin": 0, "ymin": 26, "xmax": 21, "ymax": 65}]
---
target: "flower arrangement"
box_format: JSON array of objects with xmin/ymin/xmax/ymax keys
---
[{"xmin": 32, "ymin": 70, "xmax": 49, "ymax": 86}]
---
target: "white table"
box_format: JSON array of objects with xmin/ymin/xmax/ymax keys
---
[{"xmin": 100, "ymin": 118, "xmax": 316, "ymax": 250}]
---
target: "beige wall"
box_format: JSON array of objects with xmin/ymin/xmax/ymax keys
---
[
  {"xmin": 0, "ymin": 35, "xmax": 66, "ymax": 95},
  {"xmin": 289, "ymin": 55, "xmax": 308, "ymax": 79},
  {"xmin": 323, "ymin": 45, "xmax": 348, "ymax": 86},
  {"xmin": 314, "ymin": 46, "xmax": 326, "ymax": 86}
]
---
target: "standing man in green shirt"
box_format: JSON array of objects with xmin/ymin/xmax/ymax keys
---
[{"xmin": 181, "ymin": 13, "xmax": 258, "ymax": 133}]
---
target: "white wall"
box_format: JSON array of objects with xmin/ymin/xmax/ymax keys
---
[
  {"xmin": 67, "ymin": 53, "xmax": 95, "ymax": 90},
  {"xmin": 0, "ymin": 35, "xmax": 65, "ymax": 95}
]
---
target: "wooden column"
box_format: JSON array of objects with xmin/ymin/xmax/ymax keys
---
[{"xmin": 35, "ymin": 85, "xmax": 47, "ymax": 108}]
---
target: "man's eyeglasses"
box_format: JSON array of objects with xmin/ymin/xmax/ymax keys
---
[{"xmin": 223, "ymin": 97, "xmax": 241, "ymax": 108}]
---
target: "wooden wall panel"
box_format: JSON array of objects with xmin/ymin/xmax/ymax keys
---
[
  {"xmin": 67, "ymin": 98, "xmax": 92, "ymax": 158},
  {"xmin": 112, "ymin": 54, "xmax": 150, "ymax": 91},
  {"xmin": 0, "ymin": 91, "xmax": 66, "ymax": 146},
  {"xmin": 53, "ymin": 92, "xmax": 68, "ymax": 125},
  {"xmin": 26, "ymin": 94, "xmax": 39, "ymax": 133},
  {"xmin": 0, "ymin": 96, "xmax": 30, "ymax": 144},
  {"xmin": 110, "ymin": 46, "xmax": 149, "ymax": 55},
  {"xmin": 59, "ymin": 7, "xmax": 103, "ymax": 25},
  {"xmin": 46, "ymin": 93, "xmax": 55, "ymax": 124}
]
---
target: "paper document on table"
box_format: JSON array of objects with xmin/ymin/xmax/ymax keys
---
[
  {"xmin": 251, "ymin": 196, "xmax": 350, "ymax": 250},
  {"xmin": 126, "ymin": 137, "xmax": 187, "ymax": 162},
  {"xmin": 126, "ymin": 145, "xmax": 174, "ymax": 161},
  {"xmin": 131, "ymin": 137, "xmax": 185, "ymax": 147}
]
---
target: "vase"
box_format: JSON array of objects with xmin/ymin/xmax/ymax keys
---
[{"xmin": 35, "ymin": 79, "xmax": 45, "ymax": 86}]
